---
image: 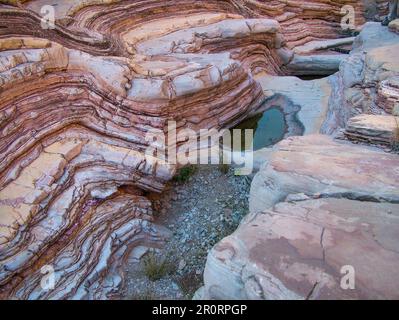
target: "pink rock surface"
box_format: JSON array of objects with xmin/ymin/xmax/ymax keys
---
[
  {"xmin": 199, "ymin": 135, "xmax": 399, "ymax": 300},
  {"xmin": 202, "ymin": 198, "xmax": 399, "ymax": 300}
]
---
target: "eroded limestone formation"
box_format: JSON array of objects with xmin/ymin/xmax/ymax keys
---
[{"xmin": 0, "ymin": 0, "xmax": 397, "ymax": 300}]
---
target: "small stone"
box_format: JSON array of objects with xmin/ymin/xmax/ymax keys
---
[
  {"xmin": 178, "ymin": 259, "xmax": 186, "ymax": 271},
  {"xmin": 285, "ymin": 193, "xmax": 310, "ymax": 202}
]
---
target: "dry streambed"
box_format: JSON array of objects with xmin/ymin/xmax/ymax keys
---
[{"xmin": 122, "ymin": 165, "xmax": 252, "ymax": 299}]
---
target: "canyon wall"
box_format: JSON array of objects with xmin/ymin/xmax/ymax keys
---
[{"xmin": 0, "ymin": 0, "xmax": 394, "ymax": 299}]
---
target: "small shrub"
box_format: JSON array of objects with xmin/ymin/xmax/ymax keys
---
[
  {"xmin": 219, "ymin": 163, "xmax": 229, "ymax": 174},
  {"xmin": 142, "ymin": 252, "xmax": 173, "ymax": 281},
  {"xmin": 173, "ymin": 165, "xmax": 197, "ymax": 183}
]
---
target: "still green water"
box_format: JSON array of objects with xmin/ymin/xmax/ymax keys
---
[{"xmin": 232, "ymin": 107, "xmax": 286, "ymax": 151}]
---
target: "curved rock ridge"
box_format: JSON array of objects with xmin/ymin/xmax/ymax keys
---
[
  {"xmin": 0, "ymin": 27, "xmax": 265, "ymax": 297},
  {"xmin": 199, "ymin": 19, "xmax": 399, "ymax": 301},
  {"xmin": 249, "ymin": 135, "xmax": 399, "ymax": 214},
  {"xmin": 0, "ymin": 0, "xmax": 380, "ymax": 56},
  {"xmin": 378, "ymin": 76, "xmax": 399, "ymax": 114},
  {"xmin": 200, "ymin": 135, "xmax": 399, "ymax": 300}
]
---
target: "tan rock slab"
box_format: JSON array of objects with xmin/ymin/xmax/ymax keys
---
[
  {"xmin": 202, "ymin": 198, "xmax": 399, "ymax": 300},
  {"xmin": 250, "ymin": 135, "xmax": 399, "ymax": 213}
]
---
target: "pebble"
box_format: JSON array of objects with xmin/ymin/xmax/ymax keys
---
[
  {"xmin": 125, "ymin": 166, "xmax": 251, "ymax": 299},
  {"xmin": 178, "ymin": 259, "xmax": 186, "ymax": 271}
]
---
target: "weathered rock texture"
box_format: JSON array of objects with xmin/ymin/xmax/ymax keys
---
[
  {"xmin": 202, "ymin": 197, "xmax": 399, "ymax": 300},
  {"xmin": 247, "ymin": 22, "xmax": 399, "ymax": 142},
  {"xmin": 249, "ymin": 135, "xmax": 399, "ymax": 213},
  {"xmin": 0, "ymin": 23, "xmax": 266, "ymax": 299},
  {"xmin": 0, "ymin": 0, "xmax": 394, "ymax": 300},
  {"xmin": 0, "ymin": 0, "xmax": 374, "ymax": 54},
  {"xmin": 201, "ymin": 135, "xmax": 399, "ymax": 300},
  {"xmin": 345, "ymin": 114, "xmax": 399, "ymax": 146},
  {"xmin": 390, "ymin": 19, "xmax": 399, "ymax": 33},
  {"xmin": 322, "ymin": 22, "xmax": 399, "ymax": 134}
]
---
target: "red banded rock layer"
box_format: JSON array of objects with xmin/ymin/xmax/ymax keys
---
[
  {"xmin": 56, "ymin": 0, "xmax": 371, "ymax": 49},
  {"xmin": 344, "ymin": 114, "xmax": 399, "ymax": 146},
  {"xmin": 0, "ymin": 6, "xmax": 117, "ymax": 56},
  {"xmin": 237, "ymin": 0, "xmax": 365, "ymax": 48},
  {"xmin": 321, "ymin": 22, "xmax": 399, "ymax": 134},
  {"xmin": 129, "ymin": 53, "xmax": 264, "ymax": 130},
  {"xmin": 9, "ymin": 193, "xmax": 170, "ymax": 300},
  {"xmin": 0, "ymin": 0, "xmax": 393, "ymax": 301},
  {"xmin": 0, "ymin": 24, "xmax": 264, "ymax": 297},
  {"xmin": 120, "ymin": 13, "xmax": 244, "ymax": 54},
  {"xmin": 1, "ymin": 0, "xmax": 377, "ymax": 56},
  {"xmin": 133, "ymin": 18, "xmax": 284, "ymax": 75},
  {"xmin": 378, "ymin": 76, "xmax": 399, "ymax": 114}
]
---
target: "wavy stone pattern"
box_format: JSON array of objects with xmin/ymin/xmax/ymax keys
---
[
  {"xmin": 0, "ymin": 1, "xmax": 382, "ymax": 55},
  {"xmin": 0, "ymin": 0, "xmax": 392, "ymax": 300},
  {"xmin": 0, "ymin": 29, "xmax": 264, "ymax": 299}
]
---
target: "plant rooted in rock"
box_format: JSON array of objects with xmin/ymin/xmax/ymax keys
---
[{"xmin": 142, "ymin": 252, "xmax": 174, "ymax": 281}]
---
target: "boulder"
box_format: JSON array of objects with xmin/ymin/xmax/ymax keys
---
[
  {"xmin": 389, "ymin": 19, "xmax": 399, "ymax": 34},
  {"xmin": 201, "ymin": 198, "xmax": 399, "ymax": 300},
  {"xmin": 322, "ymin": 22, "xmax": 399, "ymax": 134},
  {"xmin": 250, "ymin": 135, "xmax": 399, "ymax": 214},
  {"xmin": 344, "ymin": 114, "xmax": 399, "ymax": 146}
]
